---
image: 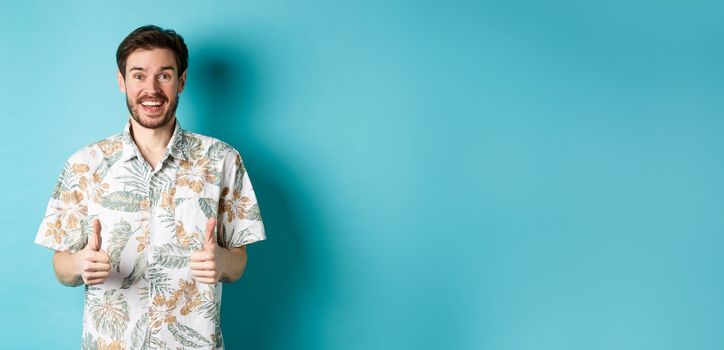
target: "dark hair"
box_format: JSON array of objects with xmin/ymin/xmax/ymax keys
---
[{"xmin": 116, "ymin": 25, "xmax": 188, "ymax": 78}]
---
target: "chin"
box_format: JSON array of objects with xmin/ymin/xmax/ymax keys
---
[{"xmin": 133, "ymin": 111, "xmax": 174, "ymax": 129}]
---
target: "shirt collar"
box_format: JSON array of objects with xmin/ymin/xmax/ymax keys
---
[{"xmin": 120, "ymin": 119, "xmax": 188, "ymax": 162}]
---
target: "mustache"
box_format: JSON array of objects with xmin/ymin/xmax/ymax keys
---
[{"xmin": 137, "ymin": 94, "xmax": 168, "ymax": 102}]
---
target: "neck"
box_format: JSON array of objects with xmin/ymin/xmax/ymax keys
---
[{"xmin": 129, "ymin": 117, "xmax": 176, "ymax": 153}]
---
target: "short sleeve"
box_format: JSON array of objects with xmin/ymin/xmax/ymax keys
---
[
  {"xmin": 217, "ymin": 149, "xmax": 266, "ymax": 248},
  {"xmin": 34, "ymin": 157, "xmax": 92, "ymax": 252}
]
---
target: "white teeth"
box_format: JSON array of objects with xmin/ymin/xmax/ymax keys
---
[{"xmin": 141, "ymin": 101, "xmax": 162, "ymax": 106}]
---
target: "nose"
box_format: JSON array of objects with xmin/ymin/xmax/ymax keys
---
[{"xmin": 143, "ymin": 77, "xmax": 161, "ymax": 95}]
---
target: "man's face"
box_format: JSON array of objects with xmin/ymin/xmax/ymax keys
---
[{"xmin": 118, "ymin": 48, "xmax": 187, "ymax": 129}]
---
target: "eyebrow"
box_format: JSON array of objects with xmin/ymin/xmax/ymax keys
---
[{"xmin": 128, "ymin": 66, "xmax": 177, "ymax": 72}]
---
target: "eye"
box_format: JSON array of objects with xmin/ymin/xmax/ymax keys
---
[
  {"xmin": 158, "ymin": 73, "xmax": 170, "ymax": 81},
  {"xmin": 133, "ymin": 73, "xmax": 143, "ymax": 80}
]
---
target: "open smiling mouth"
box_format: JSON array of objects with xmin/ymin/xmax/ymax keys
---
[{"xmin": 139, "ymin": 98, "xmax": 166, "ymax": 115}]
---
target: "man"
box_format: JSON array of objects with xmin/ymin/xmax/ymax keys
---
[{"xmin": 34, "ymin": 25, "xmax": 265, "ymax": 349}]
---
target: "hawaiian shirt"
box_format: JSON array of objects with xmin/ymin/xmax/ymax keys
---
[{"xmin": 34, "ymin": 120, "xmax": 266, "ymax": 349}]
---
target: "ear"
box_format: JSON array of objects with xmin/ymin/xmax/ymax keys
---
[
  {"xmin": 117, "ymin": 70, "xmax": 126, "ymax": 93},
  {"xmin": 177, "ymin": 70, "xmax": 187, "ymax": 94}
]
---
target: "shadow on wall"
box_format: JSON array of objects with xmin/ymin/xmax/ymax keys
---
[{"xmin": 190, "ymin": 42, "xmax": 320, "ymax": 349}]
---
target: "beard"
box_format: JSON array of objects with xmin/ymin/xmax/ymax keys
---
[{"xmin": 125, "ymin": 93, "xmax": 180, "ymax": 129}]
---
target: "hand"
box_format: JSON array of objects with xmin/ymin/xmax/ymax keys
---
[
  {"xmin": 190, "ymin": 218, "xmax": 221, "ymax": 284},
  {"xmin": 74, "ymin": 219, "xmax": 111, "ymax": 285}
]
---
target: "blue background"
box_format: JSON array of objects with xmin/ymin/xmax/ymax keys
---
[{"xmin": 1, "ymin": 1, "xmax": 723, "ymax": 349}]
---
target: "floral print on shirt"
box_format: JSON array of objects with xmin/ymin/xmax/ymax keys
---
[{"xmin": 35, "ymin": 120, "xmax": 265, "ymax": 349}]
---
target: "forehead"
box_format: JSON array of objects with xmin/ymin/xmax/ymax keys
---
[{"xmin": 125, "ymin": 48, "xmax": 177, "ymax": 72}]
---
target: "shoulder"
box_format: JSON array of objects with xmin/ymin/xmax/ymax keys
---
[
  {"xmin": 182, "ymin": 130, "xmax": 242, "ymax": 162},
  {"xmin": 62, "ymin": 132, "xmax": 124, "ymax": 168}
]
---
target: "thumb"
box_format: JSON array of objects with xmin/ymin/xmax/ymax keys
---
[
  {"xmin": 88, "ymin": 219, "xmax": 102, "ymax": 251},
  {"xmin": 203, "ymin": 217, "xmax": 217, "ymax": 250}
]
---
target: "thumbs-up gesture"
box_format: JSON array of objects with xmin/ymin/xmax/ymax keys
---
[
  {"xmin": 190, "ymin": 218, "xmax": 222, "ymax": 284},
  {"xmin": 73, "ymin": 219, "xmax": 111, "ymax": 285}
]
